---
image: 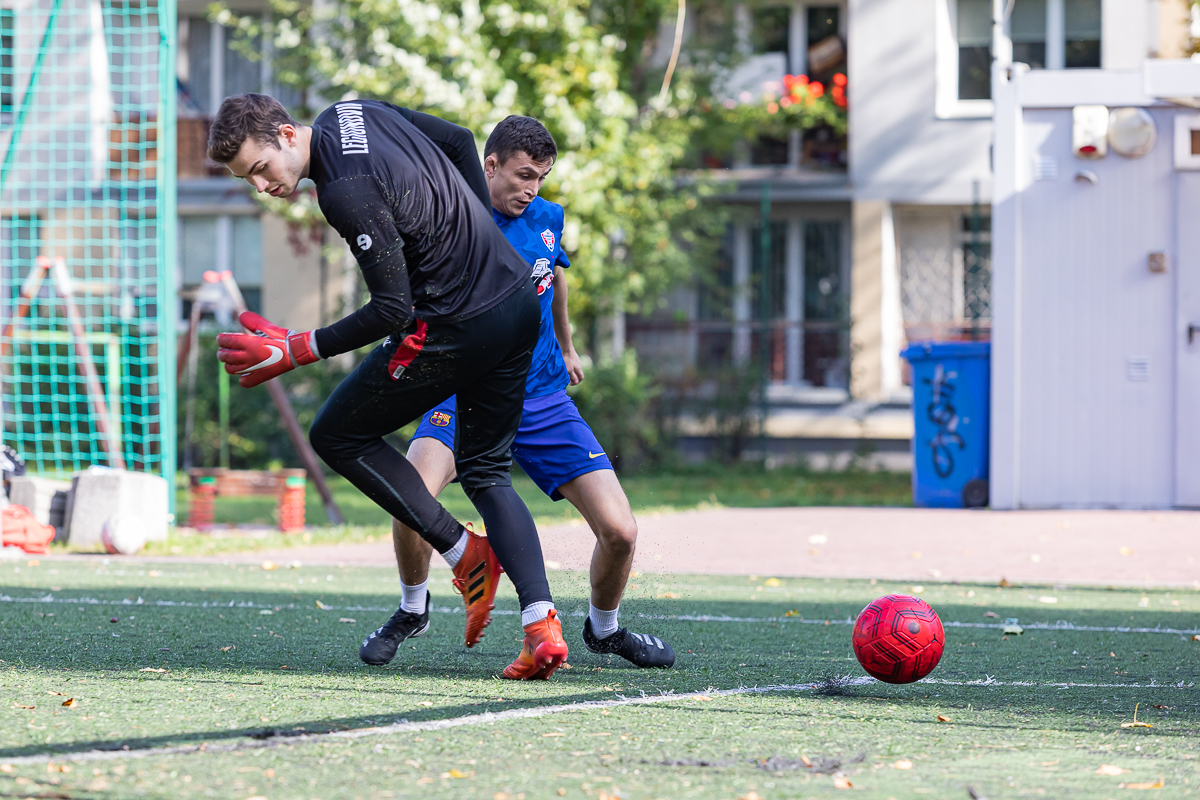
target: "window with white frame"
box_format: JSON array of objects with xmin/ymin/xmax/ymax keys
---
[
  {"xmin": 939, "ymin": 0, "xmax": 1102, "ymax": 116},
  {"xmin": 178, "ymin": 214, "xmax": 263, "ymax": 316},
  {"xmin": 703, "ymin": 2, "xmax": 846, "ymax": 167}
]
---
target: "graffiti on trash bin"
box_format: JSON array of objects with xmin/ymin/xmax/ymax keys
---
[{"xmin": 924, "ymin": 364, "xmax": 964, "ymax": 478}]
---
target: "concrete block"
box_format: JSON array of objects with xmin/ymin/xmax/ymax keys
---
[
  {"xmin": 7, "ymin": 476, "xmax": 73, "ymax": 534},
  {"xmin": 64, "ymin": 468, "xmax": 169, "ymax": 547}
]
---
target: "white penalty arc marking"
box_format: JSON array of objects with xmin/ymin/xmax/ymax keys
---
[
  {"xmin": 2, "ymin": 593, "xmax": 1197, "ymax": 638},
  {"xmin": 3, "ymin": 674, "xmax": 1194, "ymax": 767}
]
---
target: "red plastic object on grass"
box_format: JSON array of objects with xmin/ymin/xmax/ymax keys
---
[{"xmin": 1, "ymin": 504, "xmax": 55, "ymax": 554}]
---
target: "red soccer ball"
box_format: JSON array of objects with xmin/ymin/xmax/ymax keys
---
[{"xmin": 852, "ymin": 594, "xmax": 945, "ymax": 684}]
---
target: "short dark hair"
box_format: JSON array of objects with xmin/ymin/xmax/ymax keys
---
[
  {"xmin": 207, "ymin": 93, "xmax": 298, "ymax": 163},
  {"xmin": 484, "ymin": 115, "xmax": 557, "ymax": 166}
]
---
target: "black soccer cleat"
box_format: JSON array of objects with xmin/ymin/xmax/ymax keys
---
[
  {"xmin": 359, "ymin": 592, "xmax": 431, "ymax": 666},
  {"xmin": 583, "ymin": 617, "xmax": 675, "ymax": 668}
]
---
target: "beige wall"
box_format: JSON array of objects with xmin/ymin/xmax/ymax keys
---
[
  {"xmin": 1157, "ymin": 0, "xmax": 1193, "ymax": 58},
  {"xmin": 851, "ymin": 200, "xmax": 884, "ymax": 400},
  {"xmin": 261, "ymin": 214, "xmax": 324, "ymax": 332}
]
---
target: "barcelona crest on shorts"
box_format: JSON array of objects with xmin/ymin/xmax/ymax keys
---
[{"xmin": 429, "ymin": 411, "xmax": 453, "ymax": 427}]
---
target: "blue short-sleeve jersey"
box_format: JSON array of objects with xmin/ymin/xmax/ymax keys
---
[{"xmin": 493, "ymin": 196, "xmax": 571, "ymax": 398}]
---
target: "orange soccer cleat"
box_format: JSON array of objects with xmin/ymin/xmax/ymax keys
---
[
  {"xmin": 502, "ymin": 609, "xmax": 569, "ymax": 680},
  {"xmin": 451, "ymin": 524, "xmax": 503, "ymax": 648}
]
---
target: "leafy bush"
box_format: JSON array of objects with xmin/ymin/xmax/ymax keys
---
[{"xmin": 567, "ymin": 349, "xmax": 659, "ymax": 473}]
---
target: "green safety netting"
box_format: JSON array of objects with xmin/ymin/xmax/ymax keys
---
[{"xmin": 0, "ymin": 0, "xmax": 176, "ymax": 484}]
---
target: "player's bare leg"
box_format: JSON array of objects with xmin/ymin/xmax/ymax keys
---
[
  {"xmin": 362, "ymin": 437, "xmax": 503, "ymax": 665},
  {"xmin": 392, "ymin": 438, "xmax": 453, "ymax": 587},
  {"xmin": 558, "ymin": 470, "xmax": 675, "ymax": 668},
  {"xmin": 556, "ymin": 469, "xmax": 636, "ymax": 610}
]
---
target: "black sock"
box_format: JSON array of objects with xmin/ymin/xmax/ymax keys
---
[{"xmin": 465, "ymin": 485, "xmax": 552, "ymax": 609}]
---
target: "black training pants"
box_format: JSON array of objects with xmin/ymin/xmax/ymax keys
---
[{"xmin": 309, "ymin": 278, "xmax": 552, "ymax": 609}]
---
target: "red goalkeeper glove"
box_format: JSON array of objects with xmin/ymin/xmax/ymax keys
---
[{"xmin": 216, "ymin": 311, "xmax": 321, "ymax": 388}]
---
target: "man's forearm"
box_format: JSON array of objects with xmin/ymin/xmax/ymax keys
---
[
  {"xmin": 551, "ymin": 268, "xmax": 574, "ymax": 353},
  {"xmin": 313, "ymin": 249, "xmax": 414, "ymax": 357}
]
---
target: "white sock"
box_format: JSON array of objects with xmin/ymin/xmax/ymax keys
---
[
  {"xmin": 521, "ymin": 601, "xmax": 555, "ymax": 627},
  {"xmin": 441, "ymin": 530, "xmax": 468, "ymax": 569},
  {"xmin": 400, "ymin": 579, "xmax": 427, "ymax": 614},
  {"xmin": 589, "ymin": 603, "xmax": 620, "ymax": 638}
]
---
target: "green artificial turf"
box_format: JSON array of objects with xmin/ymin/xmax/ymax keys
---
[{"xmin": 1, "ymin": 560, "xmax": 1197, "ymax": 798}]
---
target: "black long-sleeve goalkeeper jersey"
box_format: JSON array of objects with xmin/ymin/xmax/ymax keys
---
[{"xmin": 307, "ymin": 100, "xmax": 529, "ymax": 358}]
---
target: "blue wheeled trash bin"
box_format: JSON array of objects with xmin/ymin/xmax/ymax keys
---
[{"xmin": 901, "ymin": 341, "xmax": 991, "ymax": 508}]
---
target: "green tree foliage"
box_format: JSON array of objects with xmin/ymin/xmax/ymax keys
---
[{"xmin": 216, "ymin": 0, "xmax": 846, "ymax": 337}]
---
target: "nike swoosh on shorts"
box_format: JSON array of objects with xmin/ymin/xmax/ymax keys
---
[{"xmin": 589, "ymin": 452, "xmax": 605, "ymax": 459}]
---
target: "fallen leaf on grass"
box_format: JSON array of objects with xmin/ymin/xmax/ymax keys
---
[
  {"xmin": 542, "ymin": 732, "xmax": 565, "ymax": 737},
  {"xmin": 763, "ymin": 578, "xmax": 782, "ymax": 587},
  {"xmin": 984, "ymin": 611, "xmax": 999, "ymax": 618},
  {"xmin": 694, "ymin": 696, "xmax": 713, "ymax": 701},
  {"xmin": 1119, "ymin": 778, "xmax": 1165, "ymax": 790},
  {"xmin": 13, "ymin": 704, "xmax": 34, "ymax": 710},
  {"xmin": 655, "ymin": 592, "xmax": 679, "ymax": 599},
  {"xmin": 220, "ymin": 646, "xmax": 235, "ymax": 652},
  {"xmin": 1152, "ymin": 705, "xmax": 1172, "ymax": 710},
  {"xmin": 784, "ymin": 609, "xmax": 800, "ymax": 617},
  {"xmin": 61, "ymin": 698, "xmax": 77, "ymax": 708},
  {"xmin": 1041, "ymin": 760, "xmax": 1060, "ymax": 767},
  {"xmin": 1191, "ymin": 635, "xmax": 1199, "ymax": 642},
  {"xmin": 147, "ymin": 570, "xmax": 161, "ymax": 578},
  {"xmin": 261, "ymin": 561, "xmax": 279, "ymax": 571},
  {"xmin": 1121, "ymin": 703, "xmax": 1153, "ymax": 728},
  {"xmin": 0, "ymin": 764, "xmax": 10, "ymax": 773},
  {"xmin": 138, "ymin": 668, "xmax": 167, "ymax": 673},
  {"xmin": 998, "ymin": 577, "xmax": 1011, "ymax": 587},
  {"xmin": 892, "ymin": 759, "xmax": 913, "ymax": 769},
  {"xmin": 279, "ymin": 665, "xmax": 291, "ymax": 670},
  {"xmin": 1097, "ymin": 765, "xmax": 1129, "ymax": 776},
  {"xmin": 936, "ymin": 714, "xmax": 952, "ymax": 722},
  {"xmin": 315, "ymin": 600, "xmax": 331, "ymax": 610},
  {"xmin": 47, "ymin": 691, "xmax": 65, "ymax": 696},
  {"xmin": 800, "ymin": 755, "xmax": 812, "ymax": 767},
  {"xmin": 833, "ymin": 776, "xmax": 853, "ymax": 789},
  {"xmin": 418, "ymin": 701, "xmax": 433, "ymax": 707},
  {"xmin": 739, "ymin": 793, "xmax": 762, "ymax": 800},
  {"xmin": 441, "ymin": 769, "xmax": 471, "ymax": 779},
  {"xmin": 338, "ymin": 618, "xmax": 356, "ymax": 624}
]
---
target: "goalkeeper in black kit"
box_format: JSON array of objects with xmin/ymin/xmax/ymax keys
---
[{"xmin": 208, "ymin": 93, "xmax": 567, "ymax": 680}]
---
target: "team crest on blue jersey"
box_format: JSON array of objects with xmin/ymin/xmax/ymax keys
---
[
  {"xmin": 429, "ymin": 411, "xmax": 452, "ymax": 427},
  {"xmin": 540, "ymin": 229, "xmax": 555, "ymax": 251},
  {"xmin": 532, "ymin": 258, "xmax": 553, "ymax": 296}
]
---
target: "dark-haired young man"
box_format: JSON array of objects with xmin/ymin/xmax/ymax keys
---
[
  {"xmin": 359, "ymin": 116, "xmax": 675, "ymax": 671},
  {"xmin": 209, "ymin": 93, "xmax": 568, "ymax": 680}
]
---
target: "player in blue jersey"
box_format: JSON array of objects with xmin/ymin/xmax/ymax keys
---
[{"xmin": 360, "ymin": 116, "xmax": 675, "ymax": 670}]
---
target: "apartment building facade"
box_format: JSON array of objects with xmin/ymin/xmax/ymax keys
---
[{"xmin": 174, "ymin": 0, "xmax": 1192, "ymax": 409}]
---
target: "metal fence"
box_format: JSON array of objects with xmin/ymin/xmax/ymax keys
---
[
  {"xmin": 0, "ymin": 0, "xmax": 176, "ymax": 480},
  {"xmin": 899, "ymin": 240, "xmax": 991, "ymax": 342}
]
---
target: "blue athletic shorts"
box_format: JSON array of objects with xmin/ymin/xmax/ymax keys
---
[{"xmin": 412, "ymin": 389, "xmax": 612, "ymax": 501}]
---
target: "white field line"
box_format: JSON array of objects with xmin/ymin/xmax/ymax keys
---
[
  {"xmin": 2, "ymin": 593, "xmax": 1198, "ymax": 637},
  {"xmin": 5, "ymin": 674, "xmax": 1195, "ymax": 767}
]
